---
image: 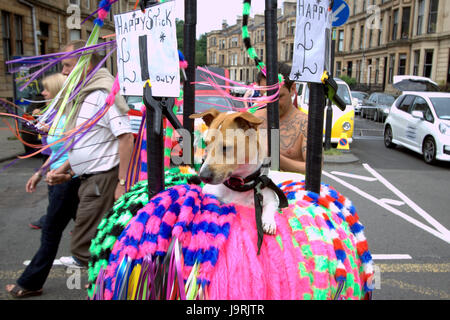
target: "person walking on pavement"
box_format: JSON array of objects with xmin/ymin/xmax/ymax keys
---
[
  {"xmin": 28, "ymin": 73, "xmax": 68, "ymax": 230},
  {"xmin": 5, "ymin": 72, "xmax": 81, "ymax": 298},
  {"xmin": 46, "ymin": 40, "xmax": 134, "ymax": 269}
]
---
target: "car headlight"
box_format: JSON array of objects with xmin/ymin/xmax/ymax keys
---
[
  {"xmin": 342, "ymin": 121, "xmax": 351, "ymax": 131},
  {"xmin": 383, "ymin": 108, "xmax": 390, "ymax": 114},
  {"xmin": 439, "ymin": 123, "xmax": 450, "ymax": 136}
]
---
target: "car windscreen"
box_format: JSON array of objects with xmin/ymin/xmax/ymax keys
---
[
  {"xmin": 337, "ymin": 84, "xmax": 352, "ymax": 105},
  {"xmin": 352, "ymin": 92, "xmax": 368, "ymax": 100},
  {"xmin": 378, "ymin": 95, "xmax": 395, "ymax": 105},
  {"xmin": 430, "ymin": 98, "xmax": 450, "ymax": 120},
  {"xmin": 195, "ymin": 96, "xmax": 241, "ymax": 112}
]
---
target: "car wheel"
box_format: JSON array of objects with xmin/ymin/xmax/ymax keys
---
[
  {"xmin": 422, "ymin": 137, "xmax": 437, "ymax": 164},
  {"xmin": 384, "ymin": 125, "xmax": 396, "ymax": 148}
]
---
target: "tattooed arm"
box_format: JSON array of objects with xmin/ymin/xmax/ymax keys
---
[{"xmin": 278, "ymin": 112, "xmax": 308, "ymax": 174}]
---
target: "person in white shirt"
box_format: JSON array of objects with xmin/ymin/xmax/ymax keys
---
[{"xmin": 47, "ymin": 40, "xmax": 134, "ymax": 268}]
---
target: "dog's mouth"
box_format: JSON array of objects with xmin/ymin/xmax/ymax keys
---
[{"xmin": 198, "ymin": 166, "xmax": 232, "ymax": 185}]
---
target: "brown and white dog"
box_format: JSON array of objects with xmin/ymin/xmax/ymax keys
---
[{"xmin": 190, "ymin": 108, "xmax": 304, "ymax": 235}]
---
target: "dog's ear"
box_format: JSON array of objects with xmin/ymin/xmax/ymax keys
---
[
  {"xmin": 234, "ymin": 112, "xmax": 264, "ymax": 129},
  {"xmin": 189, "ymin": 108, "xmax": 220, "ymax": 127}
]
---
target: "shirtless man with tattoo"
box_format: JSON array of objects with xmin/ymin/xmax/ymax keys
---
[{"xmin": 253, "ymin": 62, "xmax": 309, "ymax": 174}]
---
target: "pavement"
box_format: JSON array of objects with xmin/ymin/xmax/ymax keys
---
[
  {"xmin": 0, "ymin": 117, "xmax": 25, "ymax": 163},
  {"xmin": 323, "ymin": 150, "xmax": 360, "ymax": 164}
]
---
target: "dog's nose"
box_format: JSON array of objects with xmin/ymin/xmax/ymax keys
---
[{"xmin": 199, "ymin": 166, "xmax": 214, "ymax": 184}]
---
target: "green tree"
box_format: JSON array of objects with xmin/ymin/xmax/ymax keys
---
[
  {"xmin": 176, "ymin": 19, "xmax": 207, "ymax": 67},
  {"xmin": 196, "ymin": 34, "xmax": 207, "ymax": 66}
]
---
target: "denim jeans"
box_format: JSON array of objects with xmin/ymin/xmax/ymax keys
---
[{"xmin": 17, "ymin": 177, "xmax": 80, "ymax": 291}]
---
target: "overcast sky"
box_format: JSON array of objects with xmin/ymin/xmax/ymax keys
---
[{"xmin": 172, "ymin": 0, "xmax": 284, "ymax": 38}]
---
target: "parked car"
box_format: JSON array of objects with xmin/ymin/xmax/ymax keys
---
[
  {"xmin": 297, "ymin": 78, "xmax": 355, "ymax": 145},
  {"xmin": 393, "ymin": 75, "xmax": 440, "ymax": 93},
  {"xmin": 361, "ymin": 92, "xmax": 396, "ymax": 122},
  {"xmin": 384, "ymin": 92, "xmax": 450, "ymax": 164},
  {"xmin": 351, "ymin": 91, "xmax": 369, "ymax": 115}
]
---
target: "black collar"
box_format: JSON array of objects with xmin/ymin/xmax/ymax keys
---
[{"xmin": 223, "ymin": 166, "xmax": 263, "ymax": 192}]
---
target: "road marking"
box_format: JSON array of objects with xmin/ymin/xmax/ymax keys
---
[
  {"xmin": 382, "ymin": 278, "xmax": 450, "ymax": 299},
  {"xmin": 322, "ymin": 170, "xmax": 450, "ymax": 243},
  {"xmin": 363, "ymin": 163, "xmax": 450, "ymax": 241},
  {"xmin": 380, "ymin": 198, "xmax": 405, "ymax": 206},
  {"xmin": 377, "ymin": 263, "xmax": 450, "ymax": 273},
  {"xmin": 330, "ymin": 171, "xmax": 378, "ymax": 182},
  {"xmin": 372, "ymin": 254, "xmax": 412, "ymax": 260}
]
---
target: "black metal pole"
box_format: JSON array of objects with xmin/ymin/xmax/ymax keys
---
[
  {"xmin": 144, "ymin": 84, "xmax": 165, "ymax": 198},
  {"xmin": 183, "ymin": 0, "xmax": 197, "ymax": 166},
  {"xmin": 324, "ymin": 30, "xmax": 335, "ymax": 150},
  {"xmin": 264, "ymin": 0, "xmax": 279, "ymax": 171},
  {"xmin": 305, "ymin": 83, "xmax": 325, "ymax": 194}
]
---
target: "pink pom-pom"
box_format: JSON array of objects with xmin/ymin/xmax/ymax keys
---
[
  {"xmin": 98, "ymin": 9, "xmax": 108, "ymax": 20},
  {"xmin": 179, "ymin": 61, "xmax": 188, "ymax": 69}
]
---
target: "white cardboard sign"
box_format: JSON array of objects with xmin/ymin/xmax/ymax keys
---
[
  {"xmin": 114, "ymin": 1, "xmax": 180, "ymax": 97},
  {"xmin": 290, "ymin": 0, "xmax": 331, "ymax": 83}
]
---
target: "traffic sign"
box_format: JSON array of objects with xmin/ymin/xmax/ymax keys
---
[{"xmin": 332, "ymin": 0, "xmax": 350, "ymax": 27}]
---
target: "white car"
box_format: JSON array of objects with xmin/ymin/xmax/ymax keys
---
[{"xmin": 384, "ymin": 92, "xmax": 450, "ymax": 164}]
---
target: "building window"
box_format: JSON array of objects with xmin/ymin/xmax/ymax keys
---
[
  {"xmin": 392, "ymin": 9, "xmax": 398, "ymax": 41},
  {"xmin": 375, "ymin": 58, "xmax": 380, "ymax": 84},
  {"xmin": 423, "ymin": 50, "xmax": 433, "ymax": 78},
  {"xmin": 14, "ymin": 15, "xmax": 23, "ymax": 56},
  {"xmin": 39, "ymin": 21, "xmax": 49, "ymax": 55},
  {"xmin": 349, "ymin": 28, "xmax": 354, "ymax": 51},
  {"xmin": 427, "ymin": 0, "xmax": 439, "ymax": 34},
  {"xmin": 447, "ymin": 49, "xmax": 450, "ymax": 85},
  {"xmin": 417, "ymin": 0, "xmax": 425, "ymax": 35},
  {"xmin": 289, "ymin": 20, "xmax": 295, "ymax": 35},
  {"xmin": 70, "ymin": 29, "xmax": 81, "ymax": 40},
  {"xmin": 1, "ymin": 12, "xmax": 23, "ymax": 62},
  {"xmin": 231, "ymin": 37, "xmax": 238, "ymax": 48},
  {"xmin": 368, "ymin": 29, "xmax": 373, "ymax": 48},
  {"xmin": 388, "ymin": 54, "xmax": 395, "ymax": 83},
  {"xmin": 413, "ymin": 50, "xmax": 420, "ymax": 76},
  {"xmin": 401, "ymin": 7, "xmax": 410, "ymax": 39},
  {"xmin": 378, "ymin": 19, "xmax": 383, "ymax": 46},
  {"xmin": 338, "ymin": 30, "xmax": 344, "ymax": 52},
  {"xmin": 398, "ymin": 54, "xmax": 407, "ymax": 75},
  {"xmin": 336, "ymin": 61, "xmax": 342, "ymax": 77},
  {"xmin": 347, "ymin": 61, "xmax": 353, "ymax": 78},
  {"xmin": 359, "ymin": 25, "xmax": 364, "ymax": 49},
  {"xmin": 1, "ymin": 12, "xmax": 11, "ymax": 62}
]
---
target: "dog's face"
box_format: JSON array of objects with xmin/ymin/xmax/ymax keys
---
[{"xmin": 190, "ymin": 109, "xmax": 265, "ymax": 184}]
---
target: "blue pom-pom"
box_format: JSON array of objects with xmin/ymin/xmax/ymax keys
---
[
  {"xmin": 178, "ymin": 50, "xmax": 185, "ymax": 61},
  {"xmin": 94, "ymin": 18, "xmax": 104, "ymax": 27}
]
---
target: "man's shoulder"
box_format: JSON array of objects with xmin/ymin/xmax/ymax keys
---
[
  {"xmin": 83, "ymin": 90, "xmax": 109, "ymax": 106},
  {"xmin": 293, "ymin": 107, "xmax": 307, "ymax": 119}
]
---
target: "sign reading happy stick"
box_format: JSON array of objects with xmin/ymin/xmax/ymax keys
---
[
  {"xmin": 114, "ymin": 1, "xmax": 180, "ymax": 97},
  {"xmin": 290, "ymin": 0, "xmax": 331, "ymax": 83}
]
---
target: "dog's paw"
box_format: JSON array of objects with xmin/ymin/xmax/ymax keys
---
[{"xmin": 262, "ymin": 216, "xmax": 277, "ymax": 235}]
